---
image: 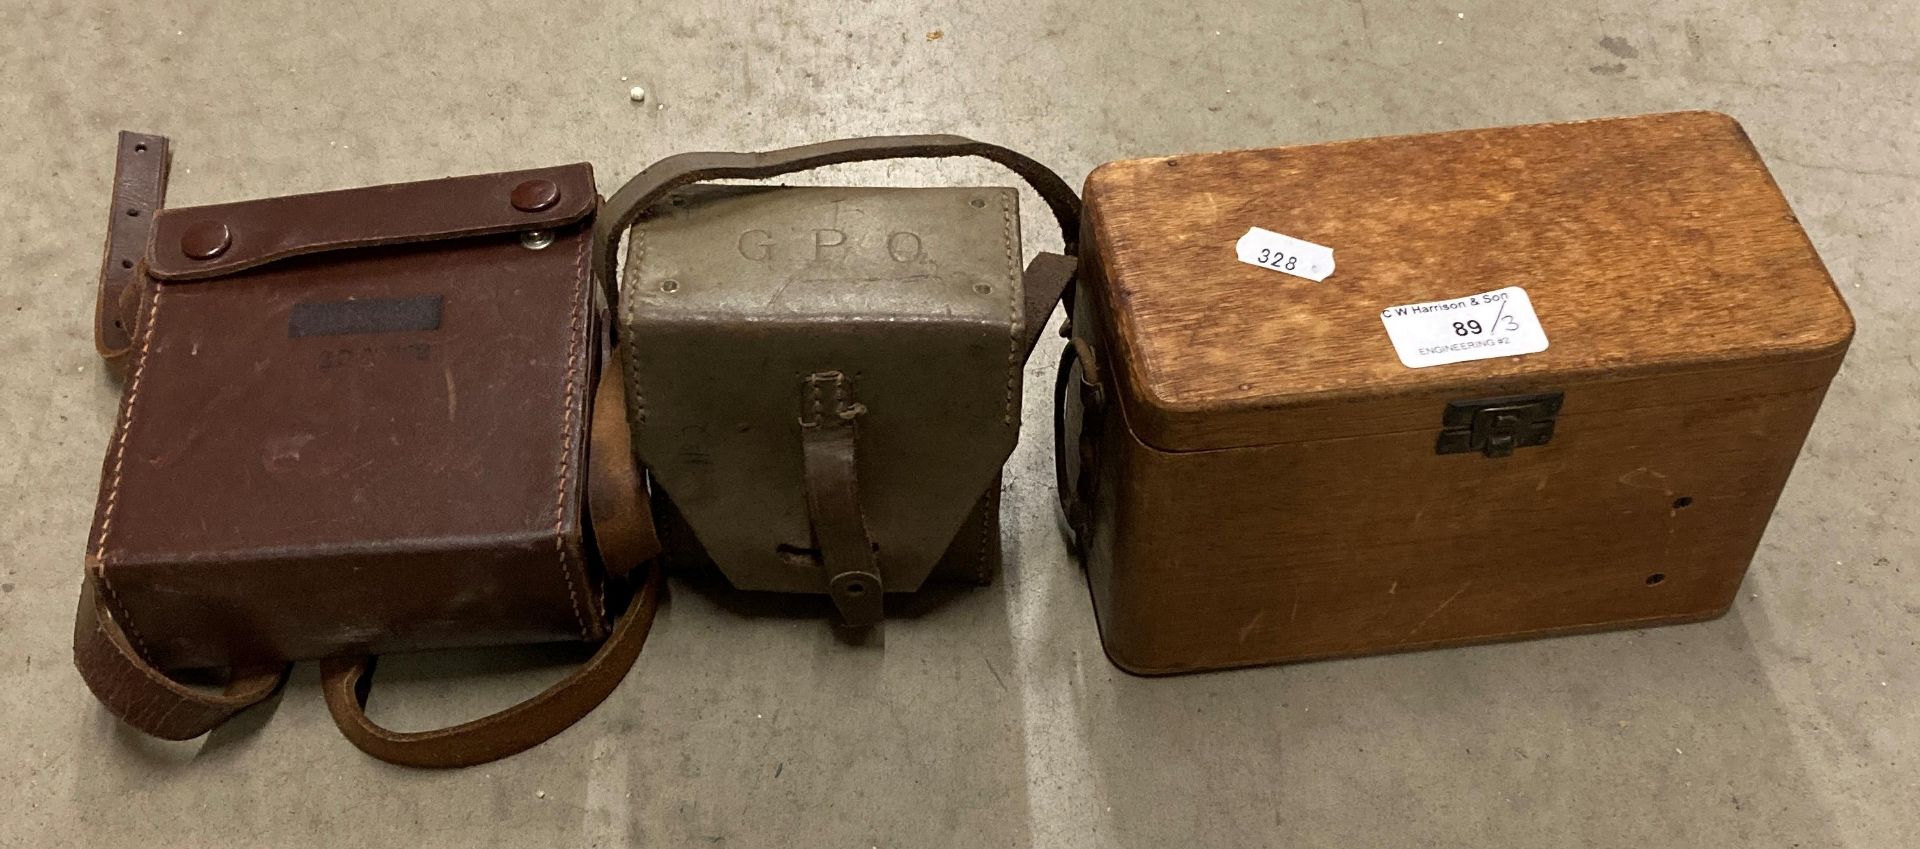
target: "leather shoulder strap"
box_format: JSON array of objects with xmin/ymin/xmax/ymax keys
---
[
  {"xmin": 319, "ymin": 562, "xmax": 661, "ymax": 768},
  {"xmin": 72, "ymin": 570, "xmax": 289, "ymax": 740},
  {"xmin": 594, "ymin": 135, "xmax": 1082, "ymax": 340}
]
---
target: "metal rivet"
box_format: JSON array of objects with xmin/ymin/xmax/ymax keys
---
[
  {"xmin": 511, "ymin": 179, "xmax": 561, "ymax": 212},
  {"xmin": 973, "ymin": 282, "xmax": 994, "ymax": 295},
  {"xmin": 180, "ymin": 221, "xmax": 232, "ymax": 260},
  {"xmin": 659, "ymin": 280, "xmax": 680, "ymax": 293},
  {"xmin": 520, "ymin": 230, "xmax": 555, "ymax": 250}
]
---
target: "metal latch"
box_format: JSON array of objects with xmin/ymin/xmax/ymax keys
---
[{"xmin": 1435, "ymin": 392, "xmax": 1563, "ymax": 458}]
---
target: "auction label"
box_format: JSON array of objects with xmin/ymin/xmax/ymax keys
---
[{"xmin": 1379, "ymin": 286, "xmax": 1548, "ymax": 368}]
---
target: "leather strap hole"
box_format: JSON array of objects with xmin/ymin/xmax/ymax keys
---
[
  {"xmin": 125, "ymin": 208, "xmax": 140, "ymax": 217},
  {"xmin": 1672, "ymin": 496, "xmax": 1693, "ymax": 509},
  {"xmin": 1645, "ymin": 573, "xmax": 1666, "ymax": 586},
  {"xmin": 133, "ymin": 143, "xmax": 148, "ymax": 153},
  {"xmin": 120, "ymin": 259, "xmax": 133, "ymax": 269}
]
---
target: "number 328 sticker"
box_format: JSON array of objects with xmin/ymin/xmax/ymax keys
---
[{"xmin": 1378, "ymin": 286, "xmax": 1549, "ymax": 368}]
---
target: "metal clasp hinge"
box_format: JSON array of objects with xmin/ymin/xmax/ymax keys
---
[{"xmin": 1435, "ymin": 392, "xmax": 1563, "ymax": 458}]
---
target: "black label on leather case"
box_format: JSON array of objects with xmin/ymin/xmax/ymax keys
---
[{"xmin": 289, "ymin": 295, "xmax": 442, "ymax": 338}]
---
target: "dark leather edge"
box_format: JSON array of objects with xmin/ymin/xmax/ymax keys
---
[{"xmin": 148, "ymin": 163, "xmax": 595, "ymax": 281}]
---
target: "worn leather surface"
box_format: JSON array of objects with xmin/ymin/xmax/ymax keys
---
[
  {"xmin": 74, "ymin": 346, "xmax": 661, "ymax": 758},
  {"xmin": 85, "ymin": 164, "xmax": 604, "ymax": 671},
  {"xmin": 94, "ymin": 132, "xmax": 170, "ymax": 378}
]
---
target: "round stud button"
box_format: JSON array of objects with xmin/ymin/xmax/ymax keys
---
[
  {"xmin": 511, "ymin": 179, "xmax": 561, "ymax": 212},
  {"xmin": 180, "ymin": 221, "xmax": 232, "ymax": 260}
]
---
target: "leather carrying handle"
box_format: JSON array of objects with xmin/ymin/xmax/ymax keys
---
[
  {"xmin": 75, "ymin": 349, "xmax": 660, "ymax": 767},
  {"xmin": 594, "ymin": 134, "xmax": 1083, "ymax": 342}
]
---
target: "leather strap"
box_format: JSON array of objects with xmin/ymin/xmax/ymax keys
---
[
  {"xmin": 95, "ymin": 132, "xmax": 171, "ymax": 379},
  {"xmin": 587, "ymin": 355, "xmax": 660, "ymax": 578},
  {"xmin": 72, "ymin": 570, "xmax": 289, "ymax": 740},
  {"xmin": 799, "ymin": 371, "xmax": 882, "ymax": 626},
  {"xmin": 318, "ymin": 562, "xmax": 661, "ymax": 768},
  {"xmin": 1054, "ymin": 336, "xmax": 1107, "ymax": 555},
  {"xmin": 594, "ymin": 135, "xmax": 1082, "ymax": 337}
]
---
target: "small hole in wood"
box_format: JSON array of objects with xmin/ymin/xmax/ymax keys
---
[
  {"xmin": 1646, "ymin": 573, "xmax": 1666, "ymax": 586},
  {"xmin": 1672, "ymin": 496, "xmax": 1693, "ymax": 509}
]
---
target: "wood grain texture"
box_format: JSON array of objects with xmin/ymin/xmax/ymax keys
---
[
  {"xmin": 1068, "ymin": 112, "xmax": 1854, "ymax": 672},
  {"xmin": 1083, "ymin": 111, "xmax": 1854, "ymax": 452}
]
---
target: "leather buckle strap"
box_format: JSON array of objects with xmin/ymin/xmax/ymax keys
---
[
  {"xmin": 798, "ymin": 371, "xmax": 882, "ymax": 626},
  {"xmin": 95, "ymin": 132, "xmax": 171, "ymax": 380}
]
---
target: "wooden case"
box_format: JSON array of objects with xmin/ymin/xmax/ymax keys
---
[{"xmin": 1059, "ymin": 111, "xmax": 1853, "ymax": 674}]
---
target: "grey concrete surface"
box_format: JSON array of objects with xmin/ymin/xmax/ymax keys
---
[{"xmin": 1, "ymin": 1, "xmax": 1913, "ymax": 846}]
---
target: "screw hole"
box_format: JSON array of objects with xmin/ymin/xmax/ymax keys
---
[
  {"xmin": 1646, "ymin": 573, "xmax": 1666, "ymax": 586},
  {"xmin": 659, "ymin": 280, "xmax": 680, "ymax": 293},
  {"xmin": 121, "ymin": 259, "xmax": 133, "ymax": 269},
  {"xmin": 125, "ymin": 208, "xmax": 139, "ymax": 217},
  {"xmin": 134, "ymin": 143, "xmax": 147, "ymax": 153},
  {"xmin": 1672, "ymin": 496, "xmax": 1693, "ymax": 509}
]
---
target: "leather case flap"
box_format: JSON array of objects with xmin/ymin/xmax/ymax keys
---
[{"xmin": 147, "ymin": 163, "xmax": 595, "ymax": 281}]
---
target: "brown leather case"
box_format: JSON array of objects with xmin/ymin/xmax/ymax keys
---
[
  {"xmin": 90, "ymin": 163, "xmax": 605, "ymax": 669},
  {"xmin": 78, "ymin": 135, "xmax": 663, "ymax": 766},
  {"xmin": 1059, "ymin": 112, "xmax": 1854, "ymax": 674}
]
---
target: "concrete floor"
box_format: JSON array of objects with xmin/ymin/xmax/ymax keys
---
[{"xmin": 2, "ymin": 1, "xmax": 1914, "ymax": 846}]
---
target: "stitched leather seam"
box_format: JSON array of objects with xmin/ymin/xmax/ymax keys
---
[
  {"xmin": 621, "ymin": 225, "xmax": 647, "ymax": 427},
  {"xmin": 999, "ymin": 193, "xmax": 1019, "ymax": 426},
  {"xmin": 974, "ymin": 487, "xmax": 992, "ymax": 583},
  {"xmin": 93, "ymin": 284, "xmax": 167, "ymax": 658},
  {"xmin": 552, "ymin": 234, "xmax": 592, "ymax": 640}
]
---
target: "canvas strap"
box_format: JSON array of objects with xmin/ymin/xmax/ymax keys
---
[{"xmin": 74, "ymin": 350, "xmax": 661, "ymax": 767}]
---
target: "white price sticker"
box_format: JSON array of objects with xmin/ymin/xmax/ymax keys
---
[
  {"xmin": 1379, "ymin": 286, "xmax": 1549, "ymax": 368},
  {"xmin": 1234, "ymin": 227, "xmax": 1335, "ymax": 282}
]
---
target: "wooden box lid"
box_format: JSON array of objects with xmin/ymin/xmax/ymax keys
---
[{"xmin": 1083, "ymin": 111, "xmax": 1854, "ymax": 452}]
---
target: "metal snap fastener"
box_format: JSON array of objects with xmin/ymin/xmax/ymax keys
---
[
  {"xmin": 520, "ymin": 230, "xmax": 555, "ymax": 250},
  {"xmin": 180, "ymin": 221, "xmax": 232, "ymax": 260},
  {"xmin": 511, "ymin": 179, "xmax": 560, "ymax": 212}
]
